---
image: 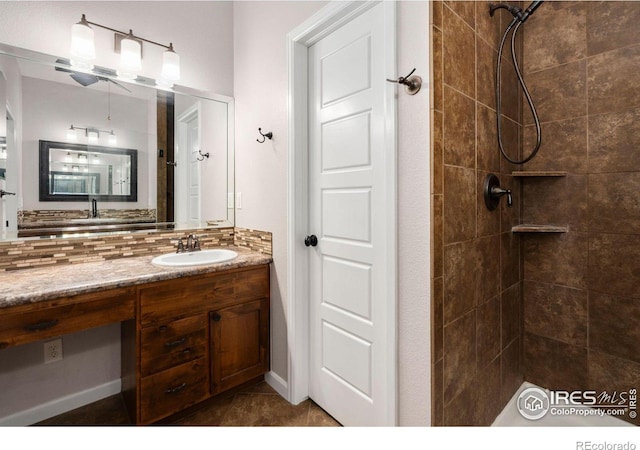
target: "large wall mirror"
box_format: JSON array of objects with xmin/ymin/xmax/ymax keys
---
[{"xmin": 0, "ymin": 43, "xmax": 234, "ymax": 240}]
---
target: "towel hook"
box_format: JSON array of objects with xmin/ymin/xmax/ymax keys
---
[
  {"xmin": 257, "ymin": 127, "xmax": 273, "ymax": 143},
  {"xmin": 196, "ymin": 150, "xmax": 210, "ymax": 161},
  {"xmin": 386, "ymin": 68, "xmax": 422, "ymax": 95}
]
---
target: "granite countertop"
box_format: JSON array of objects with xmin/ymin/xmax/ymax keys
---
[{"xmin": 0, "ymin": 246, "xmax": 272, "ymax": 309}]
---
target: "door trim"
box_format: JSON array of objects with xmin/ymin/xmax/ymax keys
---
[{"xmin": 286, "ymin": 0, "xmax": 397, "ymax": 424}]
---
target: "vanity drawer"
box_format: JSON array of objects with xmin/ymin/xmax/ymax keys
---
[
  {"xmin": 140, "ymin": 314, "xmax": 207, "ymax": 376},
  {"xmin": 0, "ymin": 287, "xmax": 135, "ymax": 349},
  {"xmin": 139, "ymin": 265, "xmax": 270, "ymax": 325},
  {"xmin": 140, "ymin": 357, "xmax": 209, "ymax": 424}
]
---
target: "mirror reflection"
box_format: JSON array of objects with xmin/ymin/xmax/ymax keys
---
[{"xmin": 0, "ymin": 43, "xmax": 234, "ymax": 240}]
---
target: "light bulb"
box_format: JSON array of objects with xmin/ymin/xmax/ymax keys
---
[
  {"xmin": 66, "ymin": 126, "xmax": 78, "ymax": 141},
  {"xmin": 70, "ymin": 15, "xmax": 95, "ymax": 70},
  {"xmin": 108, "ymin": 132, "xmax": 117, "ymax": 146}
]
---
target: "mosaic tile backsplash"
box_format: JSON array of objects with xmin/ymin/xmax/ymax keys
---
[{"xmin": 0, "ymin": 227, "xmax": 271, "ymax": 272}]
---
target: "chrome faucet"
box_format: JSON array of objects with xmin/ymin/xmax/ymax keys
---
[{"xmin": 176, "ymin": 234, "xmax": 201, "ymax": 253}]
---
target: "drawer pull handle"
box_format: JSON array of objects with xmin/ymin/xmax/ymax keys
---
[
  {"xmin": 165, "ymin": 337, "xmax": 186, "ymax": 348},
  {"xmin": 182, "ymin": 348, "xmax": 192, "ymax": 354},
  {"xmin": 158, "ymin": 326, "xmax": 168, "ymax": 332},
  {"xmin": 24, "ymin": 319, "xmax": 59, "ymax": 332},
  {"xmin": 165, "ymin": 383, "xmax": 187, "ymax": 394}
]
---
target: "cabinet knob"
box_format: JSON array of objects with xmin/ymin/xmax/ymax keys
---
[{"xmin": 212, "ymin": 313, "xmax": 221, "ymax": 322}]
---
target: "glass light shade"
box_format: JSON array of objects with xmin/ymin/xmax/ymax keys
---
[
  {"xmin": 108, "ymin": 132, "xmax": 117, "ymax": 146},
  {"xmin": 118, "ymin": 37, "xmax": 142, "ymax": 80},
  {"xmin": 161, "ymin": 47, "xmax": 180, "ymax": 82},
  {"xmin": 66, "ymin": 126, "xmax": 78, "ymax": 141},
  {"xmin": 70, "ymin": 20, "xmax": 95, "ymax": 69},
  {"xmin": 87, "ymin": 130, "xmax": 99, "ymax": 143}
]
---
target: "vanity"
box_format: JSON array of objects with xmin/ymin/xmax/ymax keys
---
[{"xmin": 0, "ymin": 247, "xmax": 271, "ymax": 425}]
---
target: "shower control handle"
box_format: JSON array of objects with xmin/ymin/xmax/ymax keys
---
[
  {"xmin": 491, "ymin": 186, "xmax": 512, "ymax": 208},
  {"xmin": 484, "ymin": 173, "xmax": 513, "ymax": 211}
]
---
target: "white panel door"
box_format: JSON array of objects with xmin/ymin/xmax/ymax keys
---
[
  {"xmin": 187, "ymin": 116, "xmax": 201, "ymax": 223},
  {"xmin": 308, "ymin": 2, "xmax": 394, "ymax": 426}
]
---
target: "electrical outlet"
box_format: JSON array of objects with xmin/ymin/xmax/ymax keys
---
[{"xmin": 44, "ymin": 338, "xmax": 63, "ymax": 364}]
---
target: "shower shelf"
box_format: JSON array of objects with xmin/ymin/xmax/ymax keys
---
[
  {"xmin": 511, "ymin": 224, "xmax": 569, "ymax": 233},
  {"xmin": 512, "ymin": 171, "xmax": 567, "ymax": 177}
]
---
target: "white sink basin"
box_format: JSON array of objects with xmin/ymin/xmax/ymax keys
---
[{"xmin": 152, "ymin": 249, "xmax": 238, "ymax": 267}]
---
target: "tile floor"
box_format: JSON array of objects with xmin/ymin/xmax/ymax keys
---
[{"xmin": 34, "ymin": 381, "xmax": 340, "ymax": 427}]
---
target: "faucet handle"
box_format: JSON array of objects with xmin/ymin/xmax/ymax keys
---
[
  {"xmin": 177, "ymin": 238, "xmax": 185, "ymax": 253},
  {"xmin": 193, "ymin": 236, "xmax": 201, "ymax": 251}
]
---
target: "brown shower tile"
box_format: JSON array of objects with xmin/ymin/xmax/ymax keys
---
[
  {"xmin": 476, "ymin": 296, "xmax": 501, "ymax": 368},
  {"xmin": 588, "ymin": 233, "xmax": 640, "ymax": 299},
  {"xmin": 477, "ymin": 171, "xmax": 501, "ymax": 238},
  {"xmin": 444, "ymin": 0, "xmax": 475, "ymax": 31},
  {"xmin": 433, "ymin": 276, "xmax": 444, "ymax": 363},
  {"xmin": 499, "ymin": 175, "xmax": 520, "ymax": 231},
  {"xmin": 526, "ymin": 59, "xmax": 586, "ymax": 124},
  {"xmin": 589, "ymin": 107, "xmax": 640, "ymax": 173},
  {"xmin": 221, "ymin": 393, "xmax": 311, "ymax": 426},
  {"xmin": 443, "ymin": 6, "xmax": 476, "ymax": 99},
  {"xmin": 522, "ymin": 174, "xmax": 588, "ymax": 232},
  {"xmin": 523, "ymin": 281, "xmax": 587, "ymax": 346},
  {"xmin": 587, "ymin": 1, "xmax": 640, "ymax": 57},
  {"xmin": 522, "ymin": 117, "xmax": 588, "ymax": 173},
  {"xmin": 476, "ymin": 356, "xmax": 502, "ymax": 426},
  {"xmin": 444, "ymin": 235, "xmax": 500, "ymax": 323},
  {"xmin": 523, "ymin": 232, "xmax": 588, "ymax": 289},
  {"xmin": 501, "ymin": 231, "xmax": 520, "ymax": 291},
  {"xmin": 588, "ymin": 351, "xmax": 640, "ymax": 426},
  {"xmin": 498, "ymin": 116, "xmax": 521, "ymax": 175},
  {"xmin": 433, "ymin": 110, "xmax": 443, "ymax": 194},
  {"xmin": 432, "ymin": 359, "xmax": 444, "ymax": 426},
  {"xmin": 443, "ymin": 87, "xmax": 476, "ymax": 168},
  {"xmin": 444, "ymin": 310, "xmax": 477, "ymax": 403},
  {"xmin": 444, "ymin": 165, "xmax": 476, "ymax": 243},
  {"xmin": 443, "ymin": 349, "xmax": 500, "ymax": 427},
  {"xmin": 477, "ymin": 1, "xmax": 501, "ymax": 51},
  {"xmin": 433, "ymin": 27, "xmax": 443, "ymax": 113},
  {"xmin": 523, "ymin": 2, "xmax": 586, "ymax": 74},
  {"xmin": 524, "ymin": 332, "xmax": 588, "ymax": 392},
  {"xmin": 477, "ymin": 104, "xmax": 500, "ymax": 173},
  {"xmin": 588, "ymin": 172, "xmax": 640, "ymax": 234},
  {"xmin": 477, "ymin": 37, "xmax": 497, "ymax": 110},
  {"xmin": 588, "ymin": 44, "xmax": 640, "ymax": 115},
  {"xmin": 433, "ymin": 194, "xmax": 444, "ymax": 277},
  {"xmin": 444, "ymin": 239, "xmax": 476, "ymax": 322},
  {"xmin": 499, "ymin": 58, "xmax": 521, "ymax": 124},
  {"xmin": 590, "ymin": 291, "xmax": 640, "ymax": 364},
  {"xmin": 501, "ymin": 337, "xmax": 523, "ymax": 407},
  {"xmin": 433, "ymin": 0, "xmax": 443, "ymax": 29},
  {"xmin": 501, "ymin": 283, "xmax": 521, "ymax": 349}
]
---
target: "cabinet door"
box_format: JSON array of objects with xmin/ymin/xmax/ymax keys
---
[{"xmin": 210, "ymin": 298, "xmax": 269, "ymax": 394}]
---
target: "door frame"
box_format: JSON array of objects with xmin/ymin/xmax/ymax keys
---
[
  {"xmin": 176, "ymin": 102, "xmax": 201, "ymax": 224},
  {"xmin": 286, "ymin": 0, "xmax": 397, "ymax": 424}
]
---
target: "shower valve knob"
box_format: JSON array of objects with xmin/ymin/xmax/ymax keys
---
[{"xmin": 484, "ymin": 174, "xmax": 513, "ymax": 210}]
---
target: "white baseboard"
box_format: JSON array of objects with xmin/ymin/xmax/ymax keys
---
[
  {"xmin": 265, "ymin": 371, "xmax": 288, "ymax": 400},
  {"xmin": 0, "ymin": 379, "xmax": 121, "ymax": 426}
]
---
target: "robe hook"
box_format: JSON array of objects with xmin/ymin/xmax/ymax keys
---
[
  {"xmin": 196, "ymin": 150, "xmax": 210, "ymax": 161},
  {"xmin": 257, "ymin": 127, "xmax": 273, "ymax": 143},
  {"xmin": 386, "ymin": 67, "xmax": 422, "ymax": 95}
]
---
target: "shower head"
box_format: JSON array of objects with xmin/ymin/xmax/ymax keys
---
[{"xmin": 489, "ymin": 1, "xmax": 544, "ymax": 23}]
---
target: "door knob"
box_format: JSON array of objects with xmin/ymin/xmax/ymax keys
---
[{"xmin": 304, "ymin": 235, "xmax": 318, "ymax": 247}]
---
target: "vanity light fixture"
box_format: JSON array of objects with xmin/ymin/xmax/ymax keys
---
[
  {"xmin": 69, "ymin": 14, "xmax": 181, "ymax": 87},
  {"xmin": 68, "ymin": 125, "xmax": 117, "ymax": 145}
]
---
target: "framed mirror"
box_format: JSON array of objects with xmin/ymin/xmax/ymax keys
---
[
  {"xmin": 39, "ymin": 140, "xmax": 137, "ymax": 202},
  {"xmin": 0, "ymin": 42, "xmax": 234, "ymax": 240}
]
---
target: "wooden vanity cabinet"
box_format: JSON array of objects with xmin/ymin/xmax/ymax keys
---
[{"xmin": 127, "ymin": 264, "xmax": 270, "ymax": 424}]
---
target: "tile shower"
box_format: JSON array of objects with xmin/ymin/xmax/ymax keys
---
[{"xmin": 432, "ymin": 0, "xmax": 640, "ymax": 426}]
